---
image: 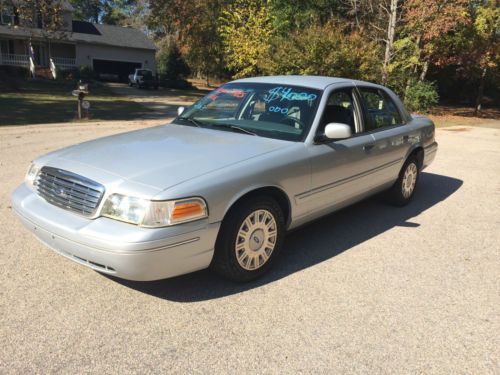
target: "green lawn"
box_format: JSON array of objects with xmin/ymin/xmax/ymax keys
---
[{"xmin": 0, "ymin": 80, "xmax": 150, "ymax": 126}]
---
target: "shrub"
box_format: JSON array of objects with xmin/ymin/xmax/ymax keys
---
[
  {"xmin": 157, "ymin": 43, "xmax": 191, "ymax": 82},
  {"xmin": 404, "ymin": 80, "xmax": 439, "ymax": 113},
  {"xmin": 60, "ymin": 68, "xmax": 79, "ymax": 81},
  {"xmin": 77, "ymin": 65, "xmax": 96, "ymax": 81}
]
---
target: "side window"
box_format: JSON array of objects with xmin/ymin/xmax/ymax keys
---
[
  {"xmin": 318, "ymin": 89, "xmax": 358, "ymax": 135},
  {"xmin": 359, "ymin": 88, "xmax": 402, "ymax": 131}
]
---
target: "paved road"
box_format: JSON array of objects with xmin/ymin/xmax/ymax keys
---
[{"xmin": 1, "ymin": 122, "xmax": 499, "ymax": 374}]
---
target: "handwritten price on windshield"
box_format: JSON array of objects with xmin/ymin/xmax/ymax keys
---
[{"xmin": 264, "ymin": 86, "xmax": 318, "ymax": 103}]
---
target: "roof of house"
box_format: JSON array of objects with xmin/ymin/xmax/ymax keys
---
[
  {"xmin": 0, "ymin": 22, "xmax": 156, "ymax": 51},
  {"xmin": 72, "ymin": 22, "xmax": 156, "ymax": 51}
]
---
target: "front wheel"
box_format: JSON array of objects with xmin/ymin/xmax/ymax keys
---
[
  {"xmin": 387, "ymin": 156, "xmax": 420, "ymax": 206},
  {"xmin": 211, "ymin": 196, "xmax": 285, "ymax": 282}
]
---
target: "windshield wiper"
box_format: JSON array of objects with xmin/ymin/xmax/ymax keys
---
[
  {"xmin": 177, "ymin": 117, "xmax": 203, "ymax": 128},
  {"xmin": 214, "ymin": 124, "xmax": 258, "ymax": 136}
]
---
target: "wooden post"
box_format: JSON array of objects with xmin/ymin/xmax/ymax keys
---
[{"xmin": 77, "ymin": 92, "xmax": 84, "ymax": 120}]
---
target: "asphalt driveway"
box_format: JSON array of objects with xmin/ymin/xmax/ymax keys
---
[
  {"xmin": 0, "ymin": 121, "xmax": 499, "ymax": 374},
  {"xmin": 105, "ymin": 82, "xmax": 207, "ymax": 119}
]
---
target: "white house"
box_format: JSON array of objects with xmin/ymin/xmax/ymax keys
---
[{"xmin": 0, "ymin": 1, "xmax": 156, "ymax": 80}]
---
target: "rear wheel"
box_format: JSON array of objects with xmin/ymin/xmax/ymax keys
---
[
  {"xmin": 388, "ymin": 156, "xmax": 420, "ymax": 206},
  {"xmin": 211, "ymin": 196, "xmax": 285, "ymax": 282}
]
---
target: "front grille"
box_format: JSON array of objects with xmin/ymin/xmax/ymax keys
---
[{"xmin": 35, "ymin": 166, "xmax": 105, "ymax": 217}]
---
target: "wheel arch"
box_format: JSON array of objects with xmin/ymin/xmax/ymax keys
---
[
  {"xmin": 405, "ymin": 145, "xmax": 424, "ymax": 170},
  {"xmin": 223, "ymin": 186, "xmax": 292, "ymax": 228}
]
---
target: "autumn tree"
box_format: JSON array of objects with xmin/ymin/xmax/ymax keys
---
[
  {"xmin": 1, "ymin": 0, "xmax": 66, "ymax": 34},
  {"xmin": 469, "ymin": 0, "xmax": 500, "ymax": 113},
  {"xmin": 219, "ymin": 0, "xmax": 275, "ymax": 78},
  {"xmin": 264, "ymin": 19, "xmax": 381, "ymax": 81},
  {"xmin": 269, "ymin": 0, "xmax": 341, "ymax": 33},
  {"xmin": 400, "ymin": 0, "xmax": 470, "ymax": 82},
  {"xmin": 70, "ymin": 0, "xmax": 101, "ymax": 22},
  {"xmin": 147, "ymin": 0, "xmax": 226, "ymax": 85},
  {"xmin": 156, "ymin": 41, "xmax": 191, "ymax": 82}
]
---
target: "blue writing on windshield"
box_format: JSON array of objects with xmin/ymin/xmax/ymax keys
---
[
  {"xmin": 264, "ymin": 86, "xmax": 318, "ymax": 104},
  {"xmin": 268, "ymin": 106, "xmax": 289, "ymax": 114}
]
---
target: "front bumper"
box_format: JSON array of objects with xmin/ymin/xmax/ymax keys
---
[{"xmin": 12, "ymin": 183, "xmax": 219, "ymax": 281}]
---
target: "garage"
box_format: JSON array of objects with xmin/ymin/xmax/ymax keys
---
[{"xmin": 92, "ymin": 59, "xmax": 141, "ymax": 82}]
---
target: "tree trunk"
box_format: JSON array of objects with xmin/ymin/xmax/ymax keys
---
[
  {"xmin": 419, "ymin": 60, "xmax": 429, "ymax": 82},
  {"xmin": 474, "ymin": 67, "xmax": 487, "ymax": 116},
  {"xmin": 382, "ymin": 0, "xmax": 398, "ymax": 84},
  {"xmin": 404, "ymin": 35, "xmax": 422, "ymax": 100},
  {"xmin": 351, "ymin": 0, "xmax": 359, "ymax": 28}
]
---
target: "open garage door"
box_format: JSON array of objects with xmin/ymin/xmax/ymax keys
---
[{"xmin": 93, "ymin": 59, "xmax": 142, "ymax": 82}]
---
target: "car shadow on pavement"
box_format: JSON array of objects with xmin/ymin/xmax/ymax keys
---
[{"xmin": 105, "ymin": 172, "xmax": 463, "ymax": 302}]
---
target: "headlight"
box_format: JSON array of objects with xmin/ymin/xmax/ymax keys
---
[
  {"xmin": 101, "ymin": 194, "xmax": 148, "ymax": 225},
  {"xmin": 25, "ymin": 163, "xmax": 40, "ymax": 186},
  {"xmin": 101, "ymin": 194, "xmax": 208, "ymax": 227}
]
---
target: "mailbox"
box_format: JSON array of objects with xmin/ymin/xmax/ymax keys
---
[{"xmin": 72, "ymin": 81, "xmax": 90, "ymax": 120}]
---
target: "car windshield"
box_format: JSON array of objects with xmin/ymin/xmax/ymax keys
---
[{"xmin": 175, "ymin": 83, "xmax": 322, "ymax": 141}]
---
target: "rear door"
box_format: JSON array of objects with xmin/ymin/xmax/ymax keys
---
[{"xmin": 356, "ymin": 86, "xmax": 411, "ymax": 187}]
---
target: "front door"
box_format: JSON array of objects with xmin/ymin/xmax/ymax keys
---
[
  {"xmin": 303, "ymin": 87, "xmax": 379, "ymax": 215},
  {"xmin": 33, "ymin": 43, "xmax": 48, "ymax": 66}
]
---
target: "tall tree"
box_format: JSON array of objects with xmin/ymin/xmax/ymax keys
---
[
  {"xmin": 1, "ymin": 0, "xmax": 65, "ymax": 33},
  {"xmin": 70, "ymin": 0, "xmax": 101, "ymax": 22},
  {"xmin": 264, "ymin": 19, "xmax": 381, "ymax": 81},
  {"xmin": 402, "ymin": 0, "xmax": 470, "ymax": 82},
  {"xmin": 269, "ymin": 0, "xmax": 340, "ymax": 33},
  {"xmin": 70, "ymin": 0, "xmax": 137, "ymax": 25},
  {"xmin": 470, "ymin": 0, "xmax": 500, "ymax": 113},
  {"xmin": 219, "ymin": 0, "xmax": 275, "ymax": 78},
  {"xmin": 147, "ymin": 0, "xmax": 226, "ymax": 84},
  {"xmin": 381, "ymin": 0, "xmax": 400, "ymax": 84}
]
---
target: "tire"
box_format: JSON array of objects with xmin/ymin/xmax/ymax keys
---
[
  {"xmin": 387, "ymin": 155, "xmax": 420, "ymax": 206},
  {"xmin": 211, "ymin": 196, "xmax": 285, "ymax": 282}
]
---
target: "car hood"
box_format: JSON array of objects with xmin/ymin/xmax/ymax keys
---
[{"xmin": 43, "ymin": 124, "xmax": 292, "ymax": 191}]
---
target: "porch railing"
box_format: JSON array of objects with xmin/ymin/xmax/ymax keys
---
[
  {"xmin": 51, "ymin": 56, "xmax": 76, "ymax": 69},
  {"xmin": 0, "ymin": 54, "xmax": 76, "ymax": 69},
  {"xmin": 0, "ymin": 53, "xmax": 29, "ymax": 67}
]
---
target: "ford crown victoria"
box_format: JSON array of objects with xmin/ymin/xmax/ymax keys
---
[{"xmin": 12, "ymin": 76, "xmax": 438, "ymax": 282}]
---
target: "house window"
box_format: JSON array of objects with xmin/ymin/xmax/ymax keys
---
[{"xmin": 1, "ymin": 6, "xmax": 14, "ymax": 25}]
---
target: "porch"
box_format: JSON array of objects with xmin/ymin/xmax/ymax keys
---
[{"xmin": 0, "ymin": 38, "xmax": 76, "ymax": 70}]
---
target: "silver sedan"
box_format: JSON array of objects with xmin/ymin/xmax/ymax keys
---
[{"xmin": 12, "ymin": 76, "xmax": 437, "ymax": 282}]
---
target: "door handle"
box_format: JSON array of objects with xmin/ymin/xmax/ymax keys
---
[{"xmin": 364, "ymin": 144, "xmax": 375, "ymax": 151}]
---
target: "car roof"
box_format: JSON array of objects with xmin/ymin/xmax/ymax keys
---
[{"xmin": 232, "ymin": 75, "xmax": 381, "ymax": 90}]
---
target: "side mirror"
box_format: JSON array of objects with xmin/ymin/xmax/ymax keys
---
[
  {"xmin": 177, "ymin": 106, "xmax": 185, "ymax": 116},
  {"xmin": 324, "ymin": 123, "xmax": 352, "ymax": 140},
  {"xmin": 314, "ymin": 123, "xmax": 352, "ymax": 144}
]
